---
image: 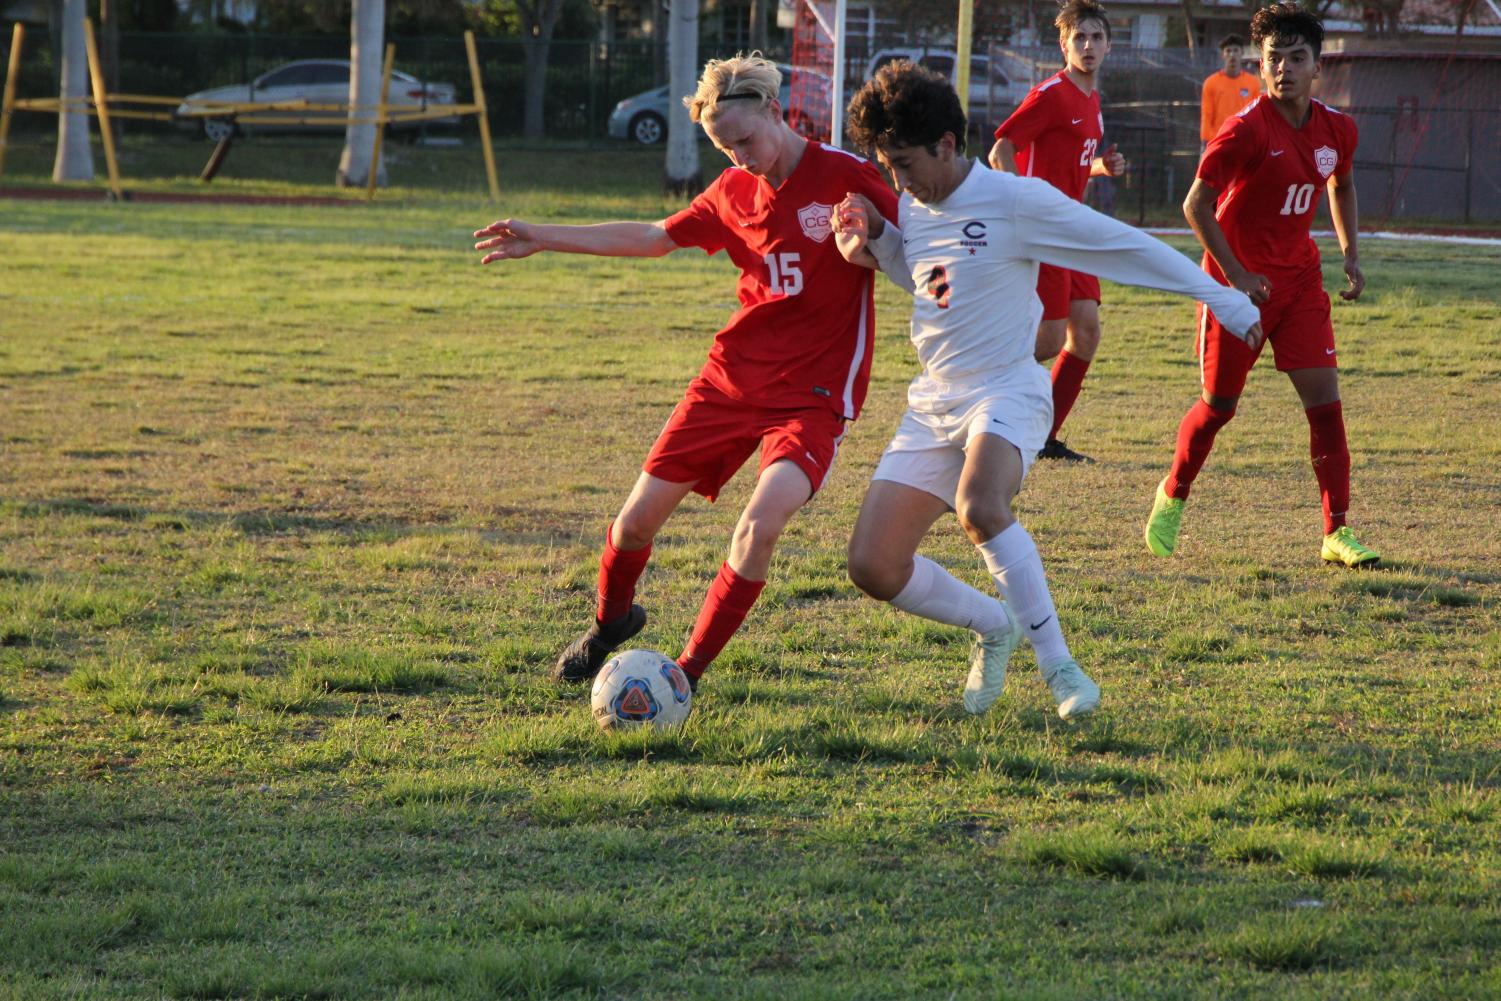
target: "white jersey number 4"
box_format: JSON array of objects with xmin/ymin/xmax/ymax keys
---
[
  {"xmin": 1279, "ymin": 183, "xmax": 1317, "ymax": 216},
  {"xmin": 765, "ymin": 252, "xmax": 804, "ymax": 296}
]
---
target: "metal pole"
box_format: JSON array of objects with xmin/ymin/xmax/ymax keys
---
[
  {"xmin": 955, "ymin": 0, "xmax": 974, "ymax": 120},
  {"xmin": 831, "ymin": 0, "xmax": 847, "ymax": 147},
  {"xmin": 367, "ymin": 42, "xmax": 395, "ymax": 201},
  {"xmin": 0, "ymin": 23, "xmax": 24, "ymax": 180},
  {"xmin": 83, "ymin": 17, "xmax": 124, "ymax": 200},
  {"xmin": 1464, "ymin": 110, "xmax": 1473, "ymax": 225},
  {"xmin": 464, "ymin": 31, "xmax": 500, "ymax": 202}
]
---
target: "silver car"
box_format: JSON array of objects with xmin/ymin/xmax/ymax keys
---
[
  {"xmin": 606, "ymin": 64, "xmax": 831, "ymax": 144},
  {"xmin": 175, "ymin": 59, "xmax": 457, "ymax": 141}
]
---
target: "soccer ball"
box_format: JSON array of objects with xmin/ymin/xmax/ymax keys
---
[{"xmin": 590, "ymin": 649, "xmax": 693, "ymax": 731}]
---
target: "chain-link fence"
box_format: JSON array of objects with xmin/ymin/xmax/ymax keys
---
[{"xmin": 5, "ymin": 27, "xmax": 1497, "ymax": 221}]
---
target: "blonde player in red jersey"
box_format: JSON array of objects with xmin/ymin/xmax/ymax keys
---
[
  {"xmin": 989, "ymin": 0, "xmax": 1126, "ymax": 463},
  {"xmin": 1144, "ymin": 3, "xmax": 1381, "ymax": 568},
  {"xmin": 475, "ymin": 54, "xmax": 898, "ymax": 698}
]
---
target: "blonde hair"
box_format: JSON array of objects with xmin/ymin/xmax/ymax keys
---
[{"xmin": 684, "ymin": 52, "xmax": 782, "ymax": 123}]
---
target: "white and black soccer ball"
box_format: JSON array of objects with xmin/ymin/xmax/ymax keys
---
[{"xmin": 590, "ymin": 649, "xmax": 693, "ymax": 731}]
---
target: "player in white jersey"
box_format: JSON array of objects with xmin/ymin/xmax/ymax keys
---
[{"xmin": 834, "ymin": 62, "xmax": 1263, "ymax": 719}]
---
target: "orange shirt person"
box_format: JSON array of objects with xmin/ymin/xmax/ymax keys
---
[{"xmin": 1201, "ymin": 34, "xmax": 1261, "ymax": 144}]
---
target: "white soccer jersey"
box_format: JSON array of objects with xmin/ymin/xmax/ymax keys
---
[{"xmin": 868, "ymin": 161, "xmax": 1259, "ymax": 412}]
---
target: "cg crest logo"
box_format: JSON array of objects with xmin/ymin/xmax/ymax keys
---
[
  {"xmin": 797, "ymin": 202, "xmax": 833, "ymax": 243},
  {"xmin": 1314, "ymin": 145, "xmax": 1339, "ymax": 178}
]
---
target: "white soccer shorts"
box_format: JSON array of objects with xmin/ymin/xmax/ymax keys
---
[{"xmin": 871, "ymin": 365, "xmax": 1052, "ymax": 508}]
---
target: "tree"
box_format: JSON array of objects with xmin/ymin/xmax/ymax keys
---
[
  {"xmin": 515, "ymin": 0, "xmax": 566, "ymax": 140},
  {"xmin": 748, "ymin": 0, "xmax": 768, "ymax": 53},
  {"xmin": 337, "ymin": 0, "xmax": 387, "ymax": 188},
  {"xmin": 664, "ymin": 0, "xmax": 700, "ymax": 197},
  {"xmin": 52, "ymin": 0, "xmax": 92, "ymax": 182}
]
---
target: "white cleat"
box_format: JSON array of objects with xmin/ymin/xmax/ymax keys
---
[
  {"xmin": 1042, "ymin": 659, "xmax": 1100, "ymax": 720},
  {"xmin": 962, "ymin": 605, "xmax": 1022, "ymax": 715}
]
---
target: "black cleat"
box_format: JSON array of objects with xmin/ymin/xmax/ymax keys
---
[
  {"xmin": 1038, "ymin": 437, "xmax": 1095, "ymax": 463},
  {"xmin": 551, "ymin": 604, "xmax": 647, "ymax": 684}
]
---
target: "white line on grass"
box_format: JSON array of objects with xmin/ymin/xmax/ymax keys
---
[{"xmin": 1144, "ymin": 227, "xmax": 1501, "ymax": 248}]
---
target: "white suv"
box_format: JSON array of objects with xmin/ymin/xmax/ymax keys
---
[{"xmin": 865, "ymin": 47, "xmax": 1033, "ymax": 123}]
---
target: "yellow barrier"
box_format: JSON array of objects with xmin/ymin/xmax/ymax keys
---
[{"xmin": 0, "ymin": 21, "xmax": 500, "ymax": 200}]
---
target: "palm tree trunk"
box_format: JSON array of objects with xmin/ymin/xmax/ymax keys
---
[
  {"xmin": 337, "ymin": 0, "xmax": 387, "ymax": 188},
  {"xmin": 664, "ymin": 0, "xmax": 701, "ymax": 197},
  {"xmin": 52, "ymin": 0, "xmax": 92, "ymax": 181}
]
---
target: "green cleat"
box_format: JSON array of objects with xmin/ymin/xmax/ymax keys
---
[
  {"xmin": 1144, "ymin": 479, "xmax": 1185, "ymax": 557},
  {"xmin": 1321, "ymin": 526, "xmax": 1380, "ymax": 568},
  {"xmin": 962, "ymin": 605, "xmax": 1022, "ymax": 715}
]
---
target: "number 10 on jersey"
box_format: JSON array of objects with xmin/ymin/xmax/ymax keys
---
[{"xmin": 1280, "ymin": 183, "xmax": 1317, "ymax": 216}]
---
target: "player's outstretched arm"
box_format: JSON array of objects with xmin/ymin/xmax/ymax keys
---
[
  {"xmin": 473, "ymin": 219, "xmax": 677, "ymax": 264},
  {"xmin": 1183, "ymin": 179, "xmax": 1271, "ymax": 305},
  {"xmin": 1015, "ymin": 178, "xmax": 1264, "ymax": 349},
  {"xmin": 1328, "ymin": 171, "xmax": 1364, "ymax": 301}
]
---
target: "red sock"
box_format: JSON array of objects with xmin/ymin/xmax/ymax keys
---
[
  {"xmin": 1049, "ymin": 350, "xmax": 1091, "ymax": 438},
  {"xmin": 1164, "ymin": 398, "xmax": 1235, "ymax": 500},
  {"xmin": 595, "ymin": 523, "xmax": 651, "ymax": 624},
  {"xmin": 677, "ymin": 562, "xmax": 766, "ymax": 680},
  {"xmin": 1306, "ymin": 400, "xmax": 1351, "ymax": 535}
]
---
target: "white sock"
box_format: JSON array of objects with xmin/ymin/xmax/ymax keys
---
[
  {"xmin": 889, "ymin": 555, "xmax": 1010, "ymax": 635},
  {"xmin": 976, "ymin": 523, "xmax": 1073, "ymax": 667}
]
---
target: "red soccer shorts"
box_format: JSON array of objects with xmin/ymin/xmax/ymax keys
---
[
  {"xmin": 1197, "ymin": 270, "xmax": 1335, "ymax": 399},
  {"xmin": 1036, "ymin": 264, "xmax": 1102, "ymax": 321},
  {"xmin": 643, "ymin": 378, "xmax": 848, "ymax": 502}
]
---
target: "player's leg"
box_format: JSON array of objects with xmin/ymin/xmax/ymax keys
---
[
  {"xmin": 852, "ymin": 412, "xmax": 1018, "ymax": 714},
  {"xmin": 959, "ymin": 431, "xmax": 1098, "ymax": 720},
  {"xmin": 1032, "ymin": 264, "xmax": 1071, "ymax": 364},
  {"xmin": 675, "ymin": 404, "xmax": 851, "ymax": 685},
  {"xmin": 1041, "ymin": 276, "xmax": 1104, "ymax": 463},
  {"xmin": 675, "ymin": 458, "xmax": 811, "ymax": 685},
  {"xmin": 1034, "ymin": 318, "xmax": 1068, "ymax": 364},
  {"xmin": 553, "ymin": 473, "xmax": 696, "ymax": 682},
  {"xmin": 555, "ymin": 380, "xmax": 748, "ymax": 683},
  {"xmin": 849, "ymin": 479, "xmax": 1010, "ymax": 635},
  {"xmin": 1146, "ymin": 303, "xmax": 1259, "ymax": 557},
  {"xmin": 1278, "ymin": 303, "xmax": 1378, "ymax": 567}
]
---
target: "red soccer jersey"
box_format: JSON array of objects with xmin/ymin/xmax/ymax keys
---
[
  {"xmin": 1197, "ymin": 97, "xmax": 1359, "ymax": 283},
  {"xmin": 994, "ymin": 71, "xmax": 1103, "ymax": 202},
  {"xmin": 663, "ymin": 142, "xmax": 898, "ymax": 420}
]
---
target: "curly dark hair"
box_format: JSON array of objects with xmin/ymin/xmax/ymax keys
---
[
  {"xmin": 1055, "ymin": 0, "xmax": 1111, "ymax": 39},
  {"xmin": 1251, "ymin": 2, "xmax": 1324, "ymax": 60},
  {"xmin": 845, "ymin": 60, "xmax": 967, "ymax": 156}
]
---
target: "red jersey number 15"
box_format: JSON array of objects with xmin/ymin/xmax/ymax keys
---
[{"xmin": 765, "ymin": 253, "xmax": 804, "ymax": 296}]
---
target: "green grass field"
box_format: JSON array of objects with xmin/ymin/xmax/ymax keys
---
[{"xmin": 2, "ymin": 140, "xmax": 1500, "ymax": 1000}]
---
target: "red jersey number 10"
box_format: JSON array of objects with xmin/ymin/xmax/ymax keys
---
[
  {"xmin": 1279, "ymin": 183, "xmax": 1317, "ymax": 216},
  {"xmin": 765, "ymin": 253, "xmax": 804, "ymax": 296}
]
